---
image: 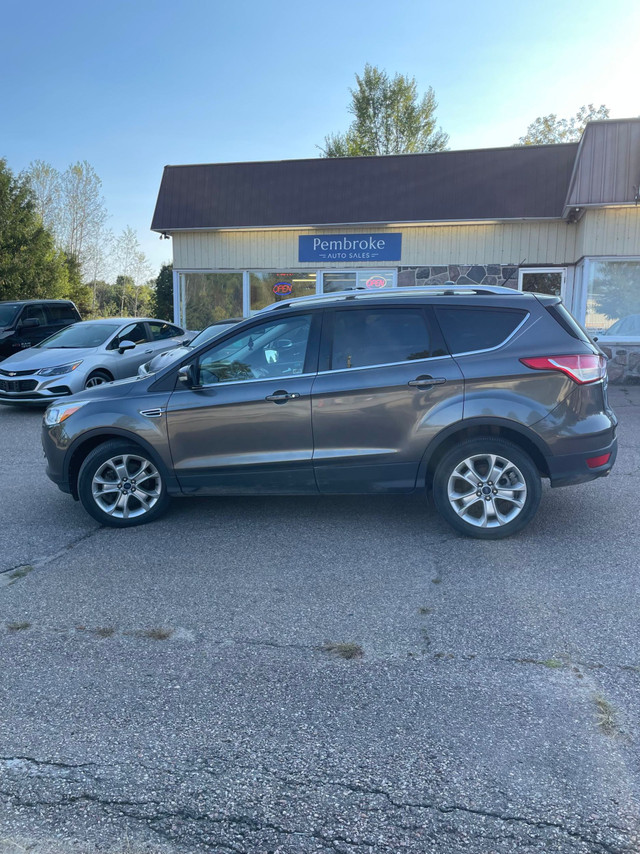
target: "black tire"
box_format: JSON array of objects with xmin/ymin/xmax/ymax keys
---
[
  {"xmin": 432, "ymin": 437, "xmax": 541, "ymax": 540},
  {"xmin": 84, "ymin": 370, "xmax": 112, "ymax": 389},
  {"xmin": 77, "ymin": 440, "xmax": 170, "ymax": 528}
]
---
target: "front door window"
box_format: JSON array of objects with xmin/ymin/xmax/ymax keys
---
[{"xmin": 197, "ymin": 314, "xmax": 313, "ymax": 385}]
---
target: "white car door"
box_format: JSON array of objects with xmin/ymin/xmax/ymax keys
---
[{"xmin": 105, "ymin": 321, "xmax": 155, "ymax": 379}]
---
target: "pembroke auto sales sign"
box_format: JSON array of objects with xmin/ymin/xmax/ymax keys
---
[{"xmin": 298, "ymin": 233, "xmax": 402, "ymax": 262}]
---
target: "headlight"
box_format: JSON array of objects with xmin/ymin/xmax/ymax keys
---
[
  {"xmin": 37, "ymin": 361, "xmax": 83, "ymax": 377},
  {"xmin": 44, "ymin": 400, "xmax": 89, "ymax": 427}
]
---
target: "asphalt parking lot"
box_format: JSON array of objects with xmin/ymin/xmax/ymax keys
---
[{"xmin": 1, "ymin": 387, "xmax": 639, "ymax": 854}]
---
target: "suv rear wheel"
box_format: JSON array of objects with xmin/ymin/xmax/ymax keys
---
[
  {"xmin": 77, "ymin": 440, "xmax": 170, "ymax": 528},
  {"xmin": 432, "ymin": 437, "xmax": 541, "ymax": 539}
]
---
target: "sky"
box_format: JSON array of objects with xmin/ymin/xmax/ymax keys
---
[{"xmin": 1, "ymin": 0, "xmax": 639, "ymax": 273}]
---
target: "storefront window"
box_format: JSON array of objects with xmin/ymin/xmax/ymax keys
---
[
  {"xmin": 250, "ymin": 272, "xmax": 316, "ymax": 312},
  {"xmin": 585, "ymin": 260, "xmax": 640, "ymax": 340},
  {"xmin": 182, "ymin": 273, "xmax": 243, "ymax": 330},
  {"xmin": 322, "ymin": 270, "xmax": 396, "ymax": 293},
  {"xmin": 519, "ymin": 269, "xmax": 564, "ymax": 296}
]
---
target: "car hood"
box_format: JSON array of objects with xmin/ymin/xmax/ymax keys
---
[
  {"xmin": 0, "ymin": 347, "xmax": 97, "ymax": 370},
  {"xmin": 147, "ymin": 345, "xmax": 190, "ymax": 371},
  {"xmin": 51, "ymin": 375, "xmax": 150, "ymax": 408}
]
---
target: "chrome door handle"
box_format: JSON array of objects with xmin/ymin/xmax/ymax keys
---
[
  {"xmin": 265, "ymin": 390, "xmax": 301, "ymax": 403},
  {"xmin": 145, "ymin": 349, "xmax": 153, "ymax": 354},
  {"xmin": 408, "ymin": 375, "xmax": 447, "ymax": 388}
]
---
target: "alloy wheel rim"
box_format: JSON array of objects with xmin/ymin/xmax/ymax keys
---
[
  {"xmin": 446, "ymin": 453, "xmax": 527, "ymax": 528},
  {"xmin": 91, "ymin": 454, "xmax": 161, "ymax": 519},
  {"xmin": 86, "ymin": 375, "xmax": 107, "ymax": 388}
]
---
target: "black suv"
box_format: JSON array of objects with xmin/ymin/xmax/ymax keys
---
[
  {"xmin": 0, "ymin": 300, "xmax": 82, "ymax": 360},
  {"xmin": 41, "ymin": 286, "xmax": 617, "ymax": 539}
]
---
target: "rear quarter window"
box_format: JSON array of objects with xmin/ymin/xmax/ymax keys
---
[
  {"xmin": 545, "ymin": 304, "xmax": 593, "ymax": 344},
  {"xmin": 434, "ymin": 306, "xmax": 528, "ymax": 354},
  {"xmin": 47, "ymin": 304, "xmax": 80, "ymax": 323}
]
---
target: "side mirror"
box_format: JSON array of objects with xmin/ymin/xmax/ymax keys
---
[
  {"xmin": 118, "ymin": 339, "xmax": 136, "ymax": 354},
  {"xmin": 178, "ymin": 363, "xmax": 202, "ymax": 389},
  {"xmin": 181, "ymin": 336, "xmax": 193, "ymax": 345},
  {"xmin": 21, "ymin": 317, "xmax": 40, "ymax": 329}
]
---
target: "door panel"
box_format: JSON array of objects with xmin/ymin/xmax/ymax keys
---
[
  {"xmin": 167, "ymin": 376, "xmax": 316, "ymax": 493},
  {"xmin": 166, "ymin": 310, "xmax": 319, "ymax": 494},
  {"xmin": 310, "ymin": 305, "xmax": 463, "ymax": 493},
  {"xmin": 18, "ymin": 305, "xmax": 52, "ymax": 349},
  {"xmin": 106, "ymin": 322, "xmax": 153, "ymax": 378},
  {"xmin": 311, "ymin": 358, "xmax": 464, "ymax": 492}
]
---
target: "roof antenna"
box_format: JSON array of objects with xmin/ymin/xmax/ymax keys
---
[{"xmin": 502, "ymin": 259, "xmax": 527, "ymax": 288}]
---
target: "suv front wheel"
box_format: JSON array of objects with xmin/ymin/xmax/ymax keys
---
[
  {"xmin": 432, "ymin": 437, "xmax": 541, "ymax": 539},
  {"xmin": 77, "ymin": 440, "xmax": 170, "ymax": 528}
]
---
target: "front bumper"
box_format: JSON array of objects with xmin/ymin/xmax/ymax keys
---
[{"xmin": 0, "ymin": 374, "xmax": 76, "ymax": 404}]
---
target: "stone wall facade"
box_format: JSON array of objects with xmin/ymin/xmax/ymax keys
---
[
  {"xmin": 398, "ymin": 264, "xmax": 520, "ymax": 288},
  {"xmin": 599, "ymin": 346, "xmax": 640, "ymax": 384}
]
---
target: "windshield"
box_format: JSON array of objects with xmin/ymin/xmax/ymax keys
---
[
  {"xmin": 37, "ymin": 322, "xmax": 121, "ymax": 349},
  {"xmin": 189, "ymin": 322, "xmax": 237, "ymax": 347},
  {"xmin": 0, "ymin": 304, "xmax": 20, "ymax": 327},
  {"xmin": 603, "ymin": 314, "xmax": 640, "ymax": 336}
]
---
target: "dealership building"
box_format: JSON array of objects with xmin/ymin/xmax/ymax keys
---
[{"xmin": 152, "ymin": 117, "xmax": 640, "ymax": 381}]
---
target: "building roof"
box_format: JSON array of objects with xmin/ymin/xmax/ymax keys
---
[
  {"xmin": 151, "ymin": 143, "xmax": 580, "ymax": 232},
  {"xmin": 564, "ymin": 118, "xmax": 640, "ymax": 216}
]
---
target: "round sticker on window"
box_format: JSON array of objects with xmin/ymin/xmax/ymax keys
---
[
  {"xmin": 365, "ymin": 276, "xmax": 387, "ymax": 289},
  {"xmin": 273, "ymin": 282, "xmax": 293, "ymax": 295}
]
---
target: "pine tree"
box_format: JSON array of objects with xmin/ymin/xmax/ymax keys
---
[{"xmin": 0, "ymin": 158, "xmax": 69, "ymax": 301}]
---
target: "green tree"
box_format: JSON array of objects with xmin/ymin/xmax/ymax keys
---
[
  {"xmin": 517, "ymin": 104, "xmax": 610, "ymax": 145},
  {"xmin": 63, "ymin": 252, "xmax": 92, "ymax": 316},
  {"xmin": 154, "ymin": 263, "xmax": 174, "ymax": 320},
  {"xmin": 113, "ymin": 226, "xmax": 152, "ymax": 314},
  {"xmin": 0, "ymin": 158, "xmax": 69, "ymax": 301},
  {"xmin": 90, "ymin": 280, "xmax": 119, "ymax": 317},
  {"xmin": 320, "ymin": 64, "xmax": 449, "ymax": 157},
  {"xmin": 24, "ymin": 160, "xmax": 109, "ymax": 279}
]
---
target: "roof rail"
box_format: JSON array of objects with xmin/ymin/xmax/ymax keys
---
[{"xmin": 256, "ymin": 284, "xmax": 523, "ymax": 313}]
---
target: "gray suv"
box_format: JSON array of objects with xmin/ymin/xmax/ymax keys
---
[{"xmin": 41, "ymin": 287, "xmax": 617, "ymax": 539}]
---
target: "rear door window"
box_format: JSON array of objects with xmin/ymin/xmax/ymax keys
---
[
  {"xmin": 328, "ymin": 308, "xmax": 437, "ymax": 370},
  {"xmin": 434, "ymin": 307, "xmax": 528, "ymax": 354},
  {"xmin": 148, "ymin": 322, "xmax": 183, "ymax": 341},
  {"xmin": 46, "ymin": 304, "xmax": 79, "ymax": 324}
]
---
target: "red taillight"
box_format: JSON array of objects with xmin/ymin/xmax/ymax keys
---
[
  {"xmin": 519, "ymin": 354, "xmax": 606, "ymax": 384},
  {"xmin": 586, "ymin": 453, "xmax": 611, "ymax": 469}
]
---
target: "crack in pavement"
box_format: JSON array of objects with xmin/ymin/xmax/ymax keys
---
[
  {"xmin": 0, "ymin": 757, "xmax": 95, "ymax": 770},
  {"xmin": 0, "ymin": 526, "xmax": 101, "ymax": 580},
  {"xmin": 2, "ymin": 765, "xmax": 635, "ymax": 854}
]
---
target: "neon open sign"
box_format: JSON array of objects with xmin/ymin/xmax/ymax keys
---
[{"xmin": 273, "ymin": 282, "xmax": 293, "ymax": 295}]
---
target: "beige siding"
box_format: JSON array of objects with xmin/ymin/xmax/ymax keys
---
[
  {"xmin": 577, "ymin": 207, "xmax": 640, "ymax": 257},
  {"xmin": 172, "ymin": 208, "xmax": 640, "ymax": 271},
  {"xmin": 173, "ymin": 221, "xmax": 581, "ymax": 270}
]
